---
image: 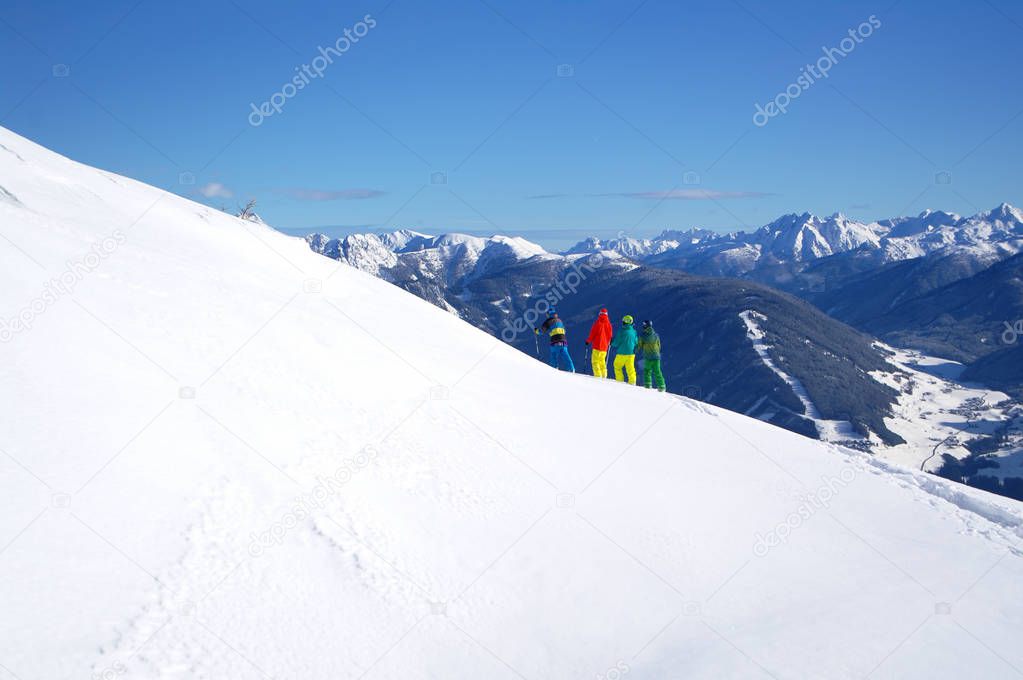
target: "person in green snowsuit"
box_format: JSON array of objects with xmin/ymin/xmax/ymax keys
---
[{"xmin": 637, "ymin": 320, "xmax": 666, "ymax": 392}]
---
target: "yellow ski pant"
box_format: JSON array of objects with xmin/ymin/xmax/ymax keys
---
[
  {"xmin": 613, "ymin": 354, "xmax": 637, "ymax": 385},
  {"xmin": 591, "ymin": 349, "xmax": 608, "ymax": 378}
]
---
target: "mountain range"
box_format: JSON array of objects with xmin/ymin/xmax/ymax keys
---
[{"xmin": 568, "ymin": 205, "xmax": 1023, "ymax": 282}]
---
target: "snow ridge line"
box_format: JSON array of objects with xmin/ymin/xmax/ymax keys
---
[{"xmin": 833, "ymin": 444, "xmax": 1023, "ymax": 550}]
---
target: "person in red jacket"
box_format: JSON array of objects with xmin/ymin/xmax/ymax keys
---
[{"xmin": 584, "ymin": 308, "xmax": 614, "ymax": 378}]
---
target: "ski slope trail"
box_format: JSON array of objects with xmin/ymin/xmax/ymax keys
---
[
  {"xmin": 740, "ymin": 310, "xmax": 866, "ymax": 442},
  {"xmin": 1, "ymin": 126, "xmax": 1023, "ymax": 679}
]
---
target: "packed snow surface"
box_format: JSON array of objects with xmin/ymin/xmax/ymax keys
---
[{"xmin": 2, "ymin": 127, "xmax": 1023, "ymax": 679}]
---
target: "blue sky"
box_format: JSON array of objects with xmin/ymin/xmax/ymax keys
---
[{"xmin": 2, "ymin": 0, "xmax": 1021, "ymax": 249}]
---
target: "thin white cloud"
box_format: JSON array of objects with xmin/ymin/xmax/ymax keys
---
[
  {"xmin": 197, "ymin": 182, "xmax": 233, "ymax": 199},
  {"xmin": 596, "ymin": 189, "xmax": 771, "ymax": 200},
  {"xmin": 278, "ymin": 188, "xmax": 386, "ymax": 201}
]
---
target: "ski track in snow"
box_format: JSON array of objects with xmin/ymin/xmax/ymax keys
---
[
  {"xmin": 0, "ymin": 185, "xmax": 21, "ymax": 206},
  {"xmin": 740, "ymin": 310, "xmax": 865, "ymax": 442},
  {"xmin": 834, "ymin": 444, "xmax": 1023, "ymax": 550}
]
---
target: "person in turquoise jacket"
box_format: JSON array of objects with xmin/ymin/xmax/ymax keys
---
[
  {"xmin": 610, "ymin": 315, "xmax": 639, "ymax": 385},
  {"xmin": 637, "ymin": 320, "xmax": 666, "ymax": 391}
]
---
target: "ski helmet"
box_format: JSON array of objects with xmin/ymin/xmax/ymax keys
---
[
  {"xmin": 548, "ymin": 308, "xmax": 557, "ymax": 318},
  {"xmin": 599, "ymin": 308, "xmax": 608, "ymax": 316},
  {"xmin": 622, "ymin": 315, "xmax": 634, "ymax": 325},
  {"xmin": 642, "ymin": 320, "xmax": 653, "ymax": 329}
]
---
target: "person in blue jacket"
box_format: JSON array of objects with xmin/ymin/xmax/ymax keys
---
[
  {"xmin": 535, "ymin": 309, "xmax": 575, "ymax": 372},
  {"xmin": 610, "ymin": 315, "xmax": 638, "ymax": 384}
]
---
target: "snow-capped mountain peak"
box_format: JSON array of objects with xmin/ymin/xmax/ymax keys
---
[
  {"xmin": 562, "ymin": 234, "xmax": 680, "ymax": 259},
  {"xmin": 308, "ymin": 229, "xmax": 554, "ymax": 286},
  {"xmin": 555, "ymin": 203, "xmax": 1023, "ymax": 278},
  {"xmin": 981, "ymin": 202, "xmax": 1023, "ymax": 226},
  {"xmin": 378, "ymin": 227, "xmax": 431, "ymax": 251},
  {"xmin": 750, "ymin": 211, "xmax": 883, "ymax": 262}
]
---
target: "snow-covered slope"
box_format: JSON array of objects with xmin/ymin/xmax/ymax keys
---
[{"xmin": 3, "ymin": 126, "xmax": 1023, "ymax": 679}]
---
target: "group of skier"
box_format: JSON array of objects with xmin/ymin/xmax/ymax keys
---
[{"xmin": 535, "ymin": 308, "xmax": 666, "ymax": 391}]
